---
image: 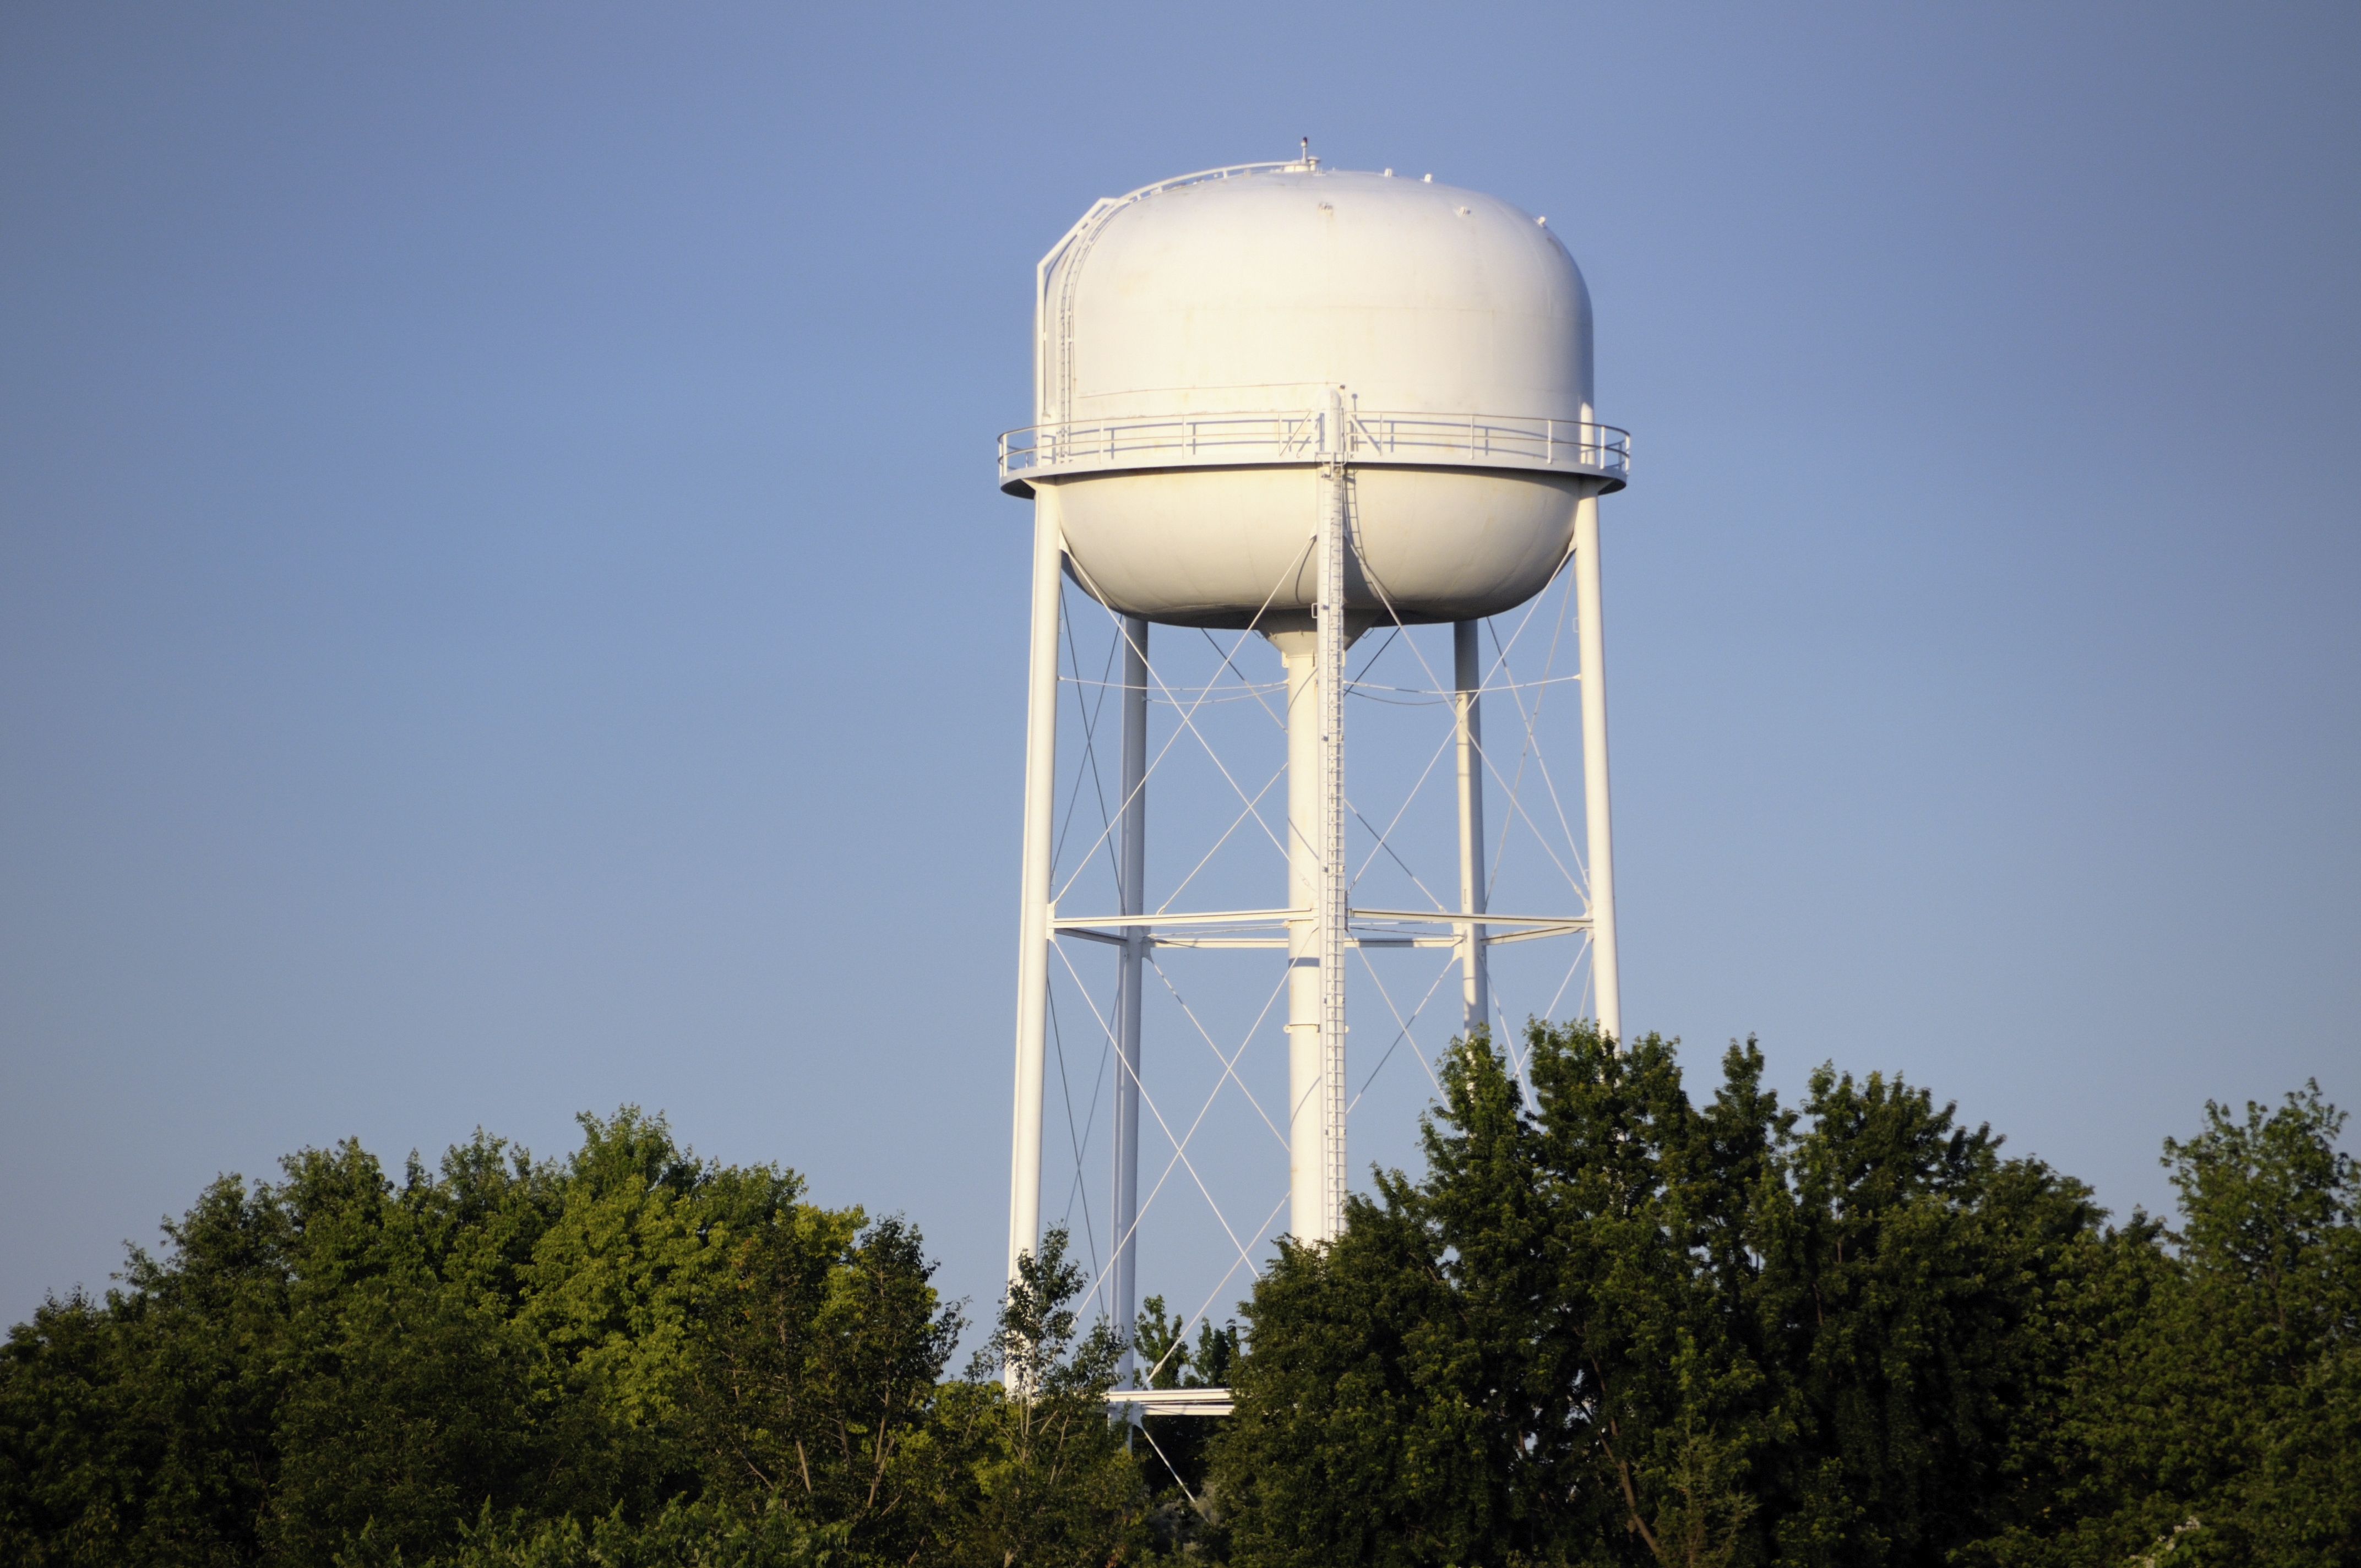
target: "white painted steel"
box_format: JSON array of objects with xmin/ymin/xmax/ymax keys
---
[
  {"xmin": 1046, "ymin": 449, "xmax": 1603, "ymax": 633},
  {"xmin": 1271, "ymin": 399, "xmax": 1357, "ymax": 1249},
  {"xmin": 1054, "ymin": 907, "xmax": 1306, "ymax": 930},
  {"xmin": 1105, "ymin": 1387, "xmax": 1237, "ymax": 1416},
  {"xmin": 1110, "ymin": 617, "xmax": 1147, "ymax": 1389},
  {"xmin": 1316, "ymin": 395, "xmax": 1350, "ymax": 1243},
  {"xmin": 1000, "ymin": 409, "xmax": 1629, "ymax": 488},
  {"xmin": 1000, "ymin": 162, "xmax": 1634, "ymax": 1398},
  {"xmin": 1352, "ymin": 908, "xmax": 1588, "ymax": 929},
  {"xmin": 1008, "ymin": 164, "xmax": 1620, "ymax": 631},
  {"xmin": 1045, "ymin": 169, "xmax": 1591, "ymax": 428},
  {"xmin": 1051, "ymin": 907, "xmax": 1583, "ymax": 934},
  {"xmin": 1574, "ymin": 493, "xmax": 1620, "ymax": 1042},
  {"xmin": 1275, "ymin": 631, "xmax": 1324, "ymax": 1243},
  {"xmin": 1031, "ymin": 163, "xmax": 1300, "ymax": 431},
  {"xmin": 1005, "ymin": 492, "xmax": 1064, "ymax": 1372},
  {"xmin": 1454, "ymin": 622, "xmax": 1490, "ymax": 1038}
]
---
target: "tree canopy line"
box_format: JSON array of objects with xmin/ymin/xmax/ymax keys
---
[{"xmin": 2, "ymin": 1023, "xmax": 2353, "ymax": 1567}]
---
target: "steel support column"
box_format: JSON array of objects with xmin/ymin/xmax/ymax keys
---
[
  {"xmin": 1453, "ymin": 621, "xmax": 1490, "ymax": 1039},
  {"xmin": 1573, "ymin": 488, "xmax": 1620, "ymax": 1043},
  {"xmin": 1006, "ymin": 486, "xmax": 1065, "ymax": 1368},
  {"xmin": 1272, "ymin": 396, "xmax": 1353, "ymax": 1247},
  {"xmin": 1109, "ymin": 615, "xmax": 1147, "ymax": 1382}
]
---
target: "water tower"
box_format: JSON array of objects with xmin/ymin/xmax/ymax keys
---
[{"xmin": 996, "ymin": 155, "xmax": 1629, "ymax": 1401}]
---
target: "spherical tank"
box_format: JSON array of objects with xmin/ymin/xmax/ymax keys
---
[{"xmin": 1002, "ymin": 162, "xmax": 1628, "ymax": 631}]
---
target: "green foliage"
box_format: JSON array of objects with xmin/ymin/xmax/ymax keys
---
[
  {"xmin": 1129, "ymin": 1295, "xmax": 1239, "ymax": 1556},
  {"xmin": 523, "ymin": 1112, "xmax": 801, "ymax": 1433},
  {"xmin": 945, "ymin": 1227, "xmax": 1147, "ymax": 1568},
  {"xmin": 2159, "ymin": 1082, "xmax": 2361, "ymax": 1563},
  {"xmin": 0, "ymin": 1175, "xmax": 292, "ymax": 1565},
  {"xmin": 1982, "ymin": 1083, "xmax": 2361, "ymax": 1568},
  {"xmin": 1756, "ymin": 1061, "xmax": 2107, "ymax": 1565},
  {"xmin": 338, "ymin": 1498, "xmax": 847, "ymax": 1568},
  {"xmin": 0, "ymin": 1112, "xmax": 910, "ymax": 1567},
  {"xmin": 6, "ymin": 1059, "xmax": 2353, "ymax": 1568},
  {"xmin": 1211, "ymin": 1023, "xmax": 2128, "ymax": 1568},
  {"xmin": 683, "ymin": 1210, "xmax": 960, "ymax": 1564},
  {"xmin": 0, "ymin": 1131, "xmax": 1154, "ymax": 1568}
]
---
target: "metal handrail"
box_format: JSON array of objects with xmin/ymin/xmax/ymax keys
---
[
  {"xmin": 999, "ymin": 410, "xmax": 1631, "ymax": 490},
  {"xmin": 1037, "ymin": 162, "xmax": 1304, "ymax": 427}
]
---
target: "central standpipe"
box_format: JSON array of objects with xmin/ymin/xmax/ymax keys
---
[
  {"xmin": 1275, "ymin": 396, "xmax": 1354, "ymax": 1247},
  {"xmin": 1274, "ymin": 634, "xmax": 1323, "ymax": 1242}
]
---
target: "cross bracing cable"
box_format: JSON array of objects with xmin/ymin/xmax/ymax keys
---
[
  {"xmin": 1045, "ymin": 987, "xmax": 1106, "ymax": 1290},
  {"xmin": 1347, "ymin": 945, "xmax": 1458, "ymax": 1110},
  {"xmin": 1048, "ymin": 545, "xmax": 1314, "ymax": 908},
  {"xmin": 1052, "ymin": 940, "xmax": 1268, "ymax": 1294}
]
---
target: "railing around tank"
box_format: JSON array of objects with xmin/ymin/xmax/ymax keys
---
[{"xmin": 998, "ymin": 410, "xmax": 1631, "ymax": 491}]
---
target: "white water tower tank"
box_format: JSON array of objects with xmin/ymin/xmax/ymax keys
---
[
  {"xmin": 1000, "ymin": 161, "xmax": 1628, "ymax": 630},
  {"xmin": 998, "ymin": 160, "xmax": 1630, "ymax": 1375}
]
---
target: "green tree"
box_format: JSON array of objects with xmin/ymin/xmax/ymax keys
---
[
  {"xmin": 1751, "ymin": 1065, "xmax": 2110, "ymax": 1566},
  {"xmin": 27, "ymin": 1070, "xmax": 2338, "ymax": 1568},
  {"xmin": 1214, "ymin": 1023, "xmax": 2117, "ymax": 1568},
  {"xmin": 685, "ymin": 1211, "xmax": 966, "ymax": 1565},
  {"xmin": 1128, "ymin": 1295, "xmax": 1238, "ymax": 1556},
  {"xmin": 521, "ymin": 1110, "xmax": 802, "ymax": 1436},
  {"xmin": 263, "ymin": 1137, "xmax": 585, "ymax": 1563},
  {"xmin": 0, "ymin": 1172, "xmax": 295, "ymax": 1565},
  {"xmin": 0, "ymin": 1110, "xmax": 829, "ymax": 1566},
  {"xmin": 940, "ymin": 1228, "xmax": 1145, "ymax": 1568},
  {"xmin": 2163, "ymin": 1082, "xmax": 2361, "ymax": 1562},
  {"xmin": 2004, "ymin": 1084, "xmax": 2361, "ymax": 1568},
  {"xmin": 338, "ymin": 1496, "xmax": 847, "ymax": 1567}
]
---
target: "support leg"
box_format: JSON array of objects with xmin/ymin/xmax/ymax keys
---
[
  {"xmin": 1006, "ymin": 488, "xmax": 1064, "ymax": 1368},
  {"xmin": 1453, "ymin": 622, "xmax": 1490, "ymax": 1041},
  {"xmin": 1573, "ymin": 488, "xmax": 1621, "ymax": 1043},
  {"xmin": 1110, "ymin": 616, "xmax": 1147, "ymax": 1385}
]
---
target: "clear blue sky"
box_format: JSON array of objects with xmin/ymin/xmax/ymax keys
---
[{"xmin": 3, "ymin": 3, "xmax": 2355, "ymax": 1331}]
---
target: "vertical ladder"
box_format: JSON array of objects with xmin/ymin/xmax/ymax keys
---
[{"xmin": 1318, "ymin": 391, "xmax": 1350, "ymax": 1239}]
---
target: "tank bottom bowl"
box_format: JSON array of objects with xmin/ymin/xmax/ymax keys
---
[{"xmin": 1048, "ymin": 464, "xmax": 1589, "ymax": 632}]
